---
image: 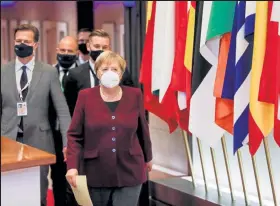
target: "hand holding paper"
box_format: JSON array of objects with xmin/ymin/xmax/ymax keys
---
[
  {"xmin": 70, "ymin": 176, "xmax": 93, "ymax": 206},
  {"xmin": 66, "ymin": 169, "xmax": 78, "ymax": 188}
]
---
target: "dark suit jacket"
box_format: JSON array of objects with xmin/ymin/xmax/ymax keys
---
[
  {"xmin": 48, "ymin": 63, "xmax": 79, "ymax": 153},
  {"xmin": 66, "ymin": 86, "xmax": 152, "ymax": 187},
  {"xmin": 64, "ymin": 62, "xmax": 135, "ymax": 116}
]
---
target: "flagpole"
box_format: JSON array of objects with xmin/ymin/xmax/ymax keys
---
[
  {"xmin": 196, "ymin": 138, "xmax": 208, "ymax": 192},
  {"xmin": 210, "ymin": 148, "xmax": 221, "ymax": 196},
  {"xmin": 251, "ymin": 156, "xmax": 262, "ymax": 206},
  {"xmin": 237, "ymin": 150, "xmax": 249, "ymax": 205},
  {"xmin": 221, "ymin": 136, "xmax": 234, "ymax": 201},
  {"xmin": 263, "ymin": 137, "xmax": 278, "ymax": 206},
  {"xmin": 181, "ymin": 130, "xmax": 196, "ymax": 188}
]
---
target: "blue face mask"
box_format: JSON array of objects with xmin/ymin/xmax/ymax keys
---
[{"xmin": 14, "ymin": 43, "xmax": 33, "ymax": 58}]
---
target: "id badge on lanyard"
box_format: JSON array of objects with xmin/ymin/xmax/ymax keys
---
[{"xmin": 17, "ymin": 83, "xmax": 29, "ymax": 116}]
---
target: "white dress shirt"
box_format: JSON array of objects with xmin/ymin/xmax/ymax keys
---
[
  {"xmin": 78, "ymin": 55, "xmax": 88, "ymax": 65},
  {"xmin": 15, "ymin": 57, "xmax": 35, "ymax": 94},
  {"xmin": 89, "ymin": 60, "xmax": 96, "ymax": 88},
  {"xmin": 15, "ymin": 57, "xmax": 35, "ymax": 133}
]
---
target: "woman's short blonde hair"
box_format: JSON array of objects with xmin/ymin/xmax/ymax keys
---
[{"xmin": 94, "ymin": 51, "xmax": 126, "ymax": 73}]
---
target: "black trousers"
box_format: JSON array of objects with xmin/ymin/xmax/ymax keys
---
[{"xmin": 50, "ymin": 130, "xmax": 79, "ymax": 206}]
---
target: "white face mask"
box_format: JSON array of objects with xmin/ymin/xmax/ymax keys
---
[{"xmin": 100, "ymin": 70, "xmax": 120, "ymax": 88}]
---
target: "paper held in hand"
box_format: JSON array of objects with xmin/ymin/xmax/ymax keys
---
[{"xmin": 70, "ymin": 175, "xmax": 93, "ymax": 206}]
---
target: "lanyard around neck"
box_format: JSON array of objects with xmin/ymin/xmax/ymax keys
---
[{"xmin": 18, "ymin": 82, "xmax": 30, "ymax": 101}]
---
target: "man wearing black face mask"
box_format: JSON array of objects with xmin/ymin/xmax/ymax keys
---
[
  {"xmin": 1, "ymin": 24, "xmax": 71, "ymax": 206},
  {"xmin": 64, "ymin": 29, "xmax": 135, "ymax": 116},
  {"xmin": 49, "ymin": 36, "xmax": 79, "ymax": 206},
  {"xmin": 54, "ymin": 36, "xmax": 79, "ymax": 90},
  {"xmin": 77, "ymin": 28, "xmax": 91, "ymax": 65}
]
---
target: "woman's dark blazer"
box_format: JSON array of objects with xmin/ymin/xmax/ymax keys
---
[{"xmin": 66, "ymin": 85, "xmax": 153, "ymax": 187}]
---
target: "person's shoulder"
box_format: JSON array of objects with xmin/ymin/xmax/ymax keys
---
[
  {"xmin": 79, "ymin": 86, "xmax": 98, "ymax": 97},
  {"xmin": 122, "ymin": 86, "xmax": 142, "ymax": 96},
  {"xmin": 1, "ymin": 60, "xmax": 15, "ymax": 71},
  {"xmin": 36, "ymin": 61, "xmax": 56, "ymax": 72},
  {"xmin": 70, "ymin": 62, "xmax": 89, "ymax": 75}
]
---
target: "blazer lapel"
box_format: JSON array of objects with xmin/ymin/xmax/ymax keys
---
[
  {"xmin": 83, "ymin": 63, "xmax": 92, "ymax": 88},
  {"xmin": 26, "ymin": 61, "xmax": 43, "ymax": 101},
  {"xmin": 7, "ymin": 61, "xmax": 21, "ymax": 102},
  {"xmin": 93, "ymin": 72, "xmax": 99, "ymax": 87}
]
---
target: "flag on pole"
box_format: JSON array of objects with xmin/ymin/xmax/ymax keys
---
[
  {"xmin": 189, "ymin": 1, "xmax": 225, "ymax": 147},
  {"xmin": 152, "ymin": 1, "xmax": 181, "ymax": 132},
  {"xmin": 249, "ymin": 1, "xmax": 274, "ymax": 155},
  {"xmin": 222, "ymin": 1, "xmax": 256, "ymax": 153},
  {"xmin": 258, "ymin": 1, "xmax": 280, "ymax": 146},
  {"xmin": 275, "ymin": 2, "xmax": 280, "ymax": 124},
  {"xmin": 169, "ymin": 1, "xmax": 189, "ymax": 131},
  {"xmin": 140, "ymin": 1, "xmax": 178, "ymax": 132},
  {"xmin": 169, "ymin": 1, "xmax": 196, "ymax": 132},
  {"xmin": 151, "ymin": 1, "xmax": 175, "ymax": 103},
  {"xmin": 146, "ymin": 1, "xmax": 153, "ymax": 32},
  {"xmin": 213, "ymin": 1, "xmax": 236, "ymax": 134}
]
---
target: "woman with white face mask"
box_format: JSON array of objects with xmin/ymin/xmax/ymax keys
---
[{"xmin": 65, "ymin": 51, "xmax": 153, "ymax": 206}]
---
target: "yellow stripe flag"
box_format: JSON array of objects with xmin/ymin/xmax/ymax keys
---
[
  {"xmin": 146, "ymin": 1, "xmax": 153, "ymax": 32},
  {"xmin": 249, "ymin": 1, "xmax": 274, "ymax": 155}
]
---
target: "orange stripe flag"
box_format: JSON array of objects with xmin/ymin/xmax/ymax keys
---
[
  {"xmin": 214, "ymin": 33, "xmax": 234, "ymax": 134},
  {"xmin": 249, "ymin": 1, "xmax": 274, "ymax": 155},
  {"xmin": 213, "ymin": 2, "xmax": 236, "ymax": 135}
]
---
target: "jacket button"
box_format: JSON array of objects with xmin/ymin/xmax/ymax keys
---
[
  {"xmin": 112, "ymin": 149, "xmax": 116, "ymax": 152},
  {"xmin": 112, "ymin": 127, "xmax": 115, "ymax": 130},
  {"xmin": 112, "ymin": 137, "xmax": 116, "ymax": 141},
  {"xmin": 112, "ymin": 116, "xmax": 115, "ymax": 120}
]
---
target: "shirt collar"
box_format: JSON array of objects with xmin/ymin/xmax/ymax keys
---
[
  {"xmin": 79, "ymin": 55, "xmax": 88, "ymax": 64},
  {"xmin": 15, "ymin": 56, "xmax": 35, "ymax": 72},
  {"xmin": 59, "ymin": 63, "xmax": 76, "ymax": 72}
]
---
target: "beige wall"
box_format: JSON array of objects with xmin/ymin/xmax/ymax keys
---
[
  {"xmin": 94, "ymin": 1, "xmax": 124, "ymax": 29},
  {"xmin": 0, "ymin": 1, "xmax": 77, "ymax": 36},
  {"xmin": 149, "ymin": 113, "xmax": 189, "ymax": 174},
  {"xmin": 0, "ymin": 1, "xmax": 126, "ymax": 63},
  {"xmin": 1, "ymin": 1, "xmax": 77, "ymax": 64},
  {"xmin": 94, "ymin": 2, "xmax": 124, "ymax": 55}
]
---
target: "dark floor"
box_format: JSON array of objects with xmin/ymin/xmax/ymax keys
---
[
  {"xmin": 150, "ymin": 198, "xmax": 171, "ymax": 206},
  {"xmin": 145, "ymin": 169, "xmax": 176, "ymax": 206}
]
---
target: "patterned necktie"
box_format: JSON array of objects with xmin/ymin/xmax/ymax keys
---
[
  {"xmin": 20, "ymin": 65, "xmax": 28, "ymax": 100},
  {"xmin": 19, "ymin": 65, "xmax": 28, "ymax": 134}
]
